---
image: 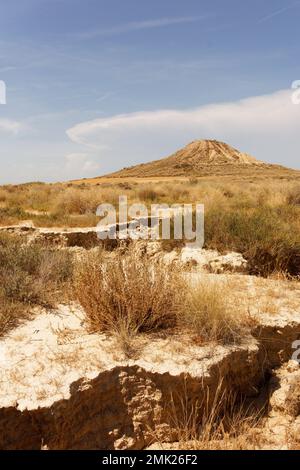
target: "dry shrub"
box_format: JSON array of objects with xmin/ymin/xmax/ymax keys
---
[
  {"xmin": 137, "ymin": 186, "xmax": 161, "ymax": 202},
  {"xmin": 54, "ymin": 188, "xmax": 99, "ymax": 215},
  {"xmin": 188, "ymin": 177, "xmax": 198, "ymax": 185},
  {"xmin": 0, "ymin": 233, "xmax": 73, "ymax": 336},
  {"xmin": 205, "ymin": 204, "xmax": 300, "ymax": 277},
  {"xmin": 287, "ymin": 186, "xmax": 300, "ymax": 206},
  {"xmin": 73, "ymin": 250, "xmax": 253, "ymax": 348},
  {"xmin": 73, "ymin": 251, "xmax": 183, "ymax": 340},
  {"xmin": 0, "ymin": 189, "xmax": 8, "ymax": 203},
  {"xmin": 180, "ymin": 279, "xmax": 252, "ymax": 344},
  {"xmin": 0, "ymin": 296, "xmax": 27, "ymax": 337}
]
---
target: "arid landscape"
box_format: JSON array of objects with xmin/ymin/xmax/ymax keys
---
[{"xmin": 0, "ymin": 140, "xmax": 300, "ymax": 450}]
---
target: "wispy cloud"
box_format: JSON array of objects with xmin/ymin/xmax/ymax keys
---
[
  {"xmin": 66, "ymin": 89, "xmax": 300, "ymax": 170},
  {"xmin": 258, "ymin": 1, "xmax": 300, "ymax": 24},
  {"xmin": 75, "ymin": 15, "xmax": 207, "ymax": 39},
  {"xmin": 0, "ymin": 118, "xmax": 24, "ymax": 135}
]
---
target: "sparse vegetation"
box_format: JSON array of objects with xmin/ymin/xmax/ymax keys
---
[
  {"xmin": 0, "ymin": 174, "xmax": 299, "ymax": 449},
  {"xmin": 180, "ymin": 279, "xmax": 253, "ymax": 345},
  {"xmin": 73, "ymin": 251, "xmax": 253, "ymax": 349},
  {"xmin": 287, "ymin": 186, "xmax": 300, "ymax": 206},
  {"xmin": 205, "ymin": 204, "xmax": 300, "ymax": 277},
  {"xmin": 0, "ymin": 233, "xmax": 73, "ymax": 336},
  {"xmin": 154, "ymin": 380, "xmax": 265, "ymax": 450},
  {"xmin": 73, "ymin": 251, "xmax": 184, "ymax": 352}
]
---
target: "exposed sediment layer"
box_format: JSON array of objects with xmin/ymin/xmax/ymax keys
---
[{"xmin": 0, "ymin": 298, "xmax": 299, "ymax": 450}]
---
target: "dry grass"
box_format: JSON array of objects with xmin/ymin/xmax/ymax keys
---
[
  {"xmin": 179, "ymin": 279, "xmax": 254, "ymax": 345},
  {"xmin": 287, "ymin": 186, "xmax": 300, "ymax": 206},
  {"xmin": 73, "ymin": 250, "xmax": 184, "ymax": 353},
  {"xmin": 154, "ymin": 380, "xmax": 265, "ymax": 450},
  {"xmin": 137, "ymin": 186, "xmax": 163, "ymax": 202},
  {"xmin": 73, "ymin": 251, "xmax": 253, "ymax": 350},
  {"xmin": 0, "ymin": 233, "xmax": 73, "ymax": 337},
  {"xmin": 0, "ymin": 297, "xmax": 26, "ymax": 337},
  {"xmin": 1, "ymin": 176, "xmax": 300, "ymax": 276}
]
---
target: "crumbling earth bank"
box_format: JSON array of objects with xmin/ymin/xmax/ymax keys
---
[
  {"xmin": 0, "ymin": 270, "xmax": 299, "ymax": 450},
  {"xmin": 0, "ymin": 344, "xmax": 262, "ymax": 450},
  {"xmin": 0, "ymin": 309, "xmax": 299, "ymax": 450}
]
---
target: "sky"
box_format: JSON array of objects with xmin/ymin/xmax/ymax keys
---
[{"xmin": 0, "ymin": 0, "xmax": 300, "ymax": 184}]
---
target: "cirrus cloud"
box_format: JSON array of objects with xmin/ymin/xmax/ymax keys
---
[{"xmin": 75, "ymin": 15, "xmax": 208, "ymax": 39}]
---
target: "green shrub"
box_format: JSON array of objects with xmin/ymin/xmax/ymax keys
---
[{"xmin": 205, "ymin": 205, "xmax": 300, "ymax": 277}]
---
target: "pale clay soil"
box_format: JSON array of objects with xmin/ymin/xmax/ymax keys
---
[
  {"xmin": 1, "ymin": 272, "xmax": 300, "ymax": 408},
  {"xmin": 0, "ymin": 228, "xmax": 300, "ymax": 448},
  {"xmin": 0, "ymin": 271, "xmax": 299, "ymax": 448}
]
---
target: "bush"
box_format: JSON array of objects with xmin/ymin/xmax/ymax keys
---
[
  {"xmin": 73, "ymin": 251, "xmax": 183, "ymax": 339},
  {"xmin": 138, "ymin": 186, "xmax": 160, "ymax": 202},
  {"xmin": 73, "ymin": 249, "xmax": 254, "ymax": 349},
  {"xmin": 205, "ymin": 205, "xmax": 300, "ymax": 277},
  {"xmin": 287, "ymin": 186, "xmax": 300, "ymax": 206},
  {"xmin": 0, "ymin": 206, "xmax": 28, "ymax": 224},
  {"xmin": 0, "ymin": 233, "xmax": 73, "ymax": 336},
  {"xmin": 54, "ymin": 188, "xmax": 99, "ymax": 215}
]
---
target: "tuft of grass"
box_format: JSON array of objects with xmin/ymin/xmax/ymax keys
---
[
  {"xmin": 155, "ymin": 380, "xmax": 265, "ymax": 450},
  {"xmin": 179, "ymin": 279, "xmax": 253, "ymax": 345},
  {"xmin": 54, "ymin": 188, "xmax": 100, "ymax": 215}
]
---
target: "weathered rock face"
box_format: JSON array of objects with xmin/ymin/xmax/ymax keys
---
[
  {"xmin": 256, "ymin": 361, "xmax": 300, "ymax": 450},
  {"xmin": 0, "ymin": 304, "xmax": 263, "ymax": 450},
  {"xmin": 269, "ymin": 361, "xmax": 300, "ymax": 417},
  {"xmin": 0, "ymin": 226, "xmax": 248, "ymax": 274},
  {"xmin": 0, "ymin": 226, "xmax": 121, "ymax": 250},
  {"xmin": 0, "ymin": 355, "xmax": 263, "ymax": 450},
  {"xmin": 252, "ymin": 311, "xmax": 300, "ymax": 367},
  {"xmin": 1, "ymin": 293, "xmax": 300, "ymax": 450},
  {"xmin": 0, "ymin": 265, "xmax": 299, "ymax": 450}
]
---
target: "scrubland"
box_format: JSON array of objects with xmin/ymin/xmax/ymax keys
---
[
  {"xmin": 0, "ymin": 175, "xmax": 299, "ymax": 339},
  {"xmin": 0, "ymin": 233, "xmax": 72, "ymax": 336},
  {"xmin": 0, "ymin": 176, "xmax": 299, "ymax": 276},
  {"xmin": 72, "ymin": 251, "xmax": 253, "ymax": 354},
  {"xmin": 0, "ymin": 238, "xmax": 253, "ymax": 350},
  {"xmin": 0, "ymin": 175, "xmax": 300, "ymax": 450}
]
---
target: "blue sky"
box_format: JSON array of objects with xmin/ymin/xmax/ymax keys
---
[{"xmin": 0, "ymin": 0, "xmax": 300, "ymax": 183}]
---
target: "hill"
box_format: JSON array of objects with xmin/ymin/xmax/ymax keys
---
[{"xmin": 104, "ymin": 140, "xmax": 295, "ymax": 178}]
